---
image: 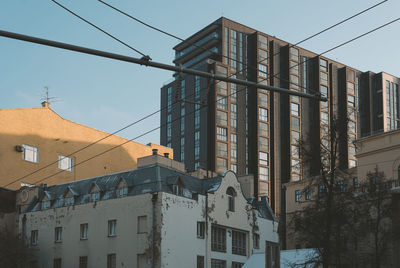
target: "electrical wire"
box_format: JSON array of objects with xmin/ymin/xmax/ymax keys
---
[
  {"xmin": 97, "ymin": 0, "xmax": 388, "ymax": 88},
  {"xmin": 50, "ymin": 0, "xmax": 149, "ymax": 58},
  {"xmin": 3, "ymin": 1, "xmax": 394, "ymax": 187}
]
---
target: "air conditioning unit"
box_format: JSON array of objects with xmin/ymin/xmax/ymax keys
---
[{"xmin": 15, "ymin": 145, "xmax": 24, "ymax": 152}]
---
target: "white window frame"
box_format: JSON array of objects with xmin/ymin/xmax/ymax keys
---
[
  {"xmin": 22, "ymin": 144, "xmax": 38, "ymax": 163},
  {"xmin": 58, "ymin": 155, "xmax": 73, "ymax": 171}
]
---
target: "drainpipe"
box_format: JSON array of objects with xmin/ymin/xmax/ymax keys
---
[
  {"xmin": 22, "ymin": 214, "xmax": 27, "ymax": 242},
  {"xmin": 151, "ymin": 193, "xmax": 158, "ymax": 268}
]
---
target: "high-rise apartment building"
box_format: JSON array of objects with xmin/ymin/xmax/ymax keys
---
[{"xmin": 160, "ymin": 17, "xmax": 399, "ymax": 217}]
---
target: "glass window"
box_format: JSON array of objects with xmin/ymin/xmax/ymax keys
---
[
  {"xmin": 347, "ymin": 95, "xmax": 355, "ymax": 107},
  {"xmin": 217, "ymin": 127, "xmax": 227, "ymax": 141},
  {"xmin": 291, "ymin": 131, "xmax": 300, "ymax": 144},
  {"xmin": 259, "ymin": 152, "xmax": 269, "ymax": 166},
  {"xmin": 290, "ymin": 47, "xmax": 299, "ymax": 61},
  {"xmin": 321, "ymin": 112, "xmax": 329, "ymax": 125},
  {"xmin": 290, "ymin": 74, "xmax": 299, "ymax": 87},
  {"xmin": 259, "ymin": 167, "xmax": 269, "ymax": 181},
  {"xmin": 291, "ymin": 103, "xmax": 299, "ymax": 116},
  {"xmin": 216, "ymin": 111, "xmax": 228, "ymax": 126},
  {"xmin": 259, "ymin": 122, "xmax": 269, "ymax": 136},
  {"xmin": 258, "ymin": 107, "xmax": 268, "ymax": 122},
  {"xmin": 347, "ymin": 82, "xmax": 355, "ymax": 95},
  {"xmin": 290, "ymin": 61, "xmax": 299, "ymax": 75},
  {"xmin": 320, "ymin": 72, "xmax": 328, "ymax": 85},
  {"xmin": 259, "ymin": 137, "xmax": 269, "ymax": 151},
  {"xmin": 320, "ymin": 85, "xmax": 328, "ymax": 98},
  {"xmin": 22, "ymin": 144, "xmax": 38, "ymax": 163},
  {"xmin": 348, "ymin": 120, "xmax": 356, "ymax": 133},
  {"xmin": 258, "ymin": 93, "xmax": 268, "ymax": 107},
  {"xmin": 107, "ymin": 254, "xmax": 116, "ymax": 268},
  {"xmin": 295, "ymin": 190, "xmax": 301, "ymax": 202},
  {"xmin": 79, "ymin": 256, "xmax": 88, "ymax": 268},
  {"xmin": 195, "ymin": 131, "xmax": 200, "ymax": 160},
  {"xmin": 320, "ymin": 58, "xmax": 328, "ymax": 72},
  {"xmin": 258, "ymin": 49, "xmax": 268, "ymax": 63},
  {"xmin": 180, "ymin": 137, "xmax": 185, "ymax": 161},
  {"xmin": 108, "ymin": 220, "xmax": 117, "ymax": 236},
  {"xmin": 216, "ymin": 158, "xmax": 228, "ymax": 173},
  {"xmin": 91, "ymin": 192, "xmax": 100, "ymax": 202},
  {"xmin": 258, "ymin": 35, "xmax": 268, "ymax": 50},
  {"xmin": 167, "ymin": 87, "xmax": 172, "ymax": 113},
  {"xmin": 291, "ymin": 159, "xmax": 300, "ymax": 173},
  {"xmin": 231, "ymin": 164, "xmax": 237, "ymax": 173},
  {"xmin": 231, "ymin": 83, "xmax": 237, "ymax": 103},
  {"xmin": 217, "ymin": 142, "xmax": 228, "ymax": 157},
  {"xmin": 116, "ymin": 187, "xmax": 128, "ymax": 198},
  {"xmin": 31, "ymin": 230, "xmax": 38, "ymax": 246},
  {"xmin": 80, "ymin": 223, "xmax": 88, "ymax": 240},
  {"xmin": 305, "ymin": 188, "xmax": 311, "ymax": 200},
  {"xmin": 197, "ymin": 222, "xmax": 205, "ymax": 239},
  {"xmin": 232, "ymin": 230, "xmax": 247, "ymax": 256},
  {"xmin": 258, "ymin": 64, "xmax": 268, "ymax": 78},
  {"xmin": 55, "ymin": 227, "xmax": 62, "ymax": 242},
  {"xmin": 291, "ymin": 117, "xmax": 300, "ymax": 130},
  {"xmin": 54, "ymin": 259, "xmax": 62, "ymax": 268},
  {"xmin": 217, "ymin": 95, "xmax": 228, "ymax": 110},
  {"xmin": 211, "ymin": 225, "xmax": 226, "ymax": 252},
  {"xmin": 291, "ymin": 145, "xmax": 300, "ymax": 159},
  {"xmin": 217, "ymin": 82, "xmax": 227, "ymax": 95},
  {"xmin": 42, "ymin": 200, "xmax": 51, "ymax": 210},
  {"xmin": 195, "ymin": 104, "xmax": 200, "ymax": 129}
]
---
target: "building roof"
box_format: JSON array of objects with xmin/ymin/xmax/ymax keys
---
[{"xmin": 24, "ymin": 163, "xmax": 275, "ymax": 220}]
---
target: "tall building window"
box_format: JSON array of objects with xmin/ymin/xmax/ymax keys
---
[
  {"xmin": 217, "ymin": 96, "xmax": 228, "ymax": 110},
  {"xmin": 258, "ymin": 93, "xmax": 268, "ymax": 107},
  {"xmin": 216, "ymin": 158, "xmax": 227, "ymax": 173},
  {"xmin": 194, "ymin": 131, "xmax": 200, "ymax": 160},
  {"xmin": 291, "ymin": 103, "xmax": 299, "ymax": 116},
  {"xmin": 167, "ymin": 87, "xmax": 172, "ymax": 112},
  {"xmin": 216, "ymin": 111, "xmax": 228, "ymax": 126},
  {"xmin": 259, "ymin": 167, "xmax": 269, "ymax": 181},
  {"xmin": 231, "ymin": 103, "xmax": 237, "ymax": 131},
  {"xmin": 224, "ymin": 27, "xmax": 229, "ymax": 65},
  {"xmin": 217, "ymin": 82, "xmax": 227, "ymax": 95},
  {"xmin": 259, "ymin": 137, "xmax": 269, "ymax": 151},
  {"xmin": 181, "ymin": 107, "xmax": 185, "ymax": 136},
  {"xmin": 231, "ymin": 83, "xmax": 237, "ymax": 102},
  {"xmin": 195, "ymin": 104, "xmax": 201, "ymax": 129},
  {"xmin": 211, "ymin": 259, "xmax": 226, "ymax": 268},
  {"xmin": 216, "ymin": 142, "xmax": 228, "ymax": 157},
  {"xmin": 197, "ymin": 256, "xmax": 205, "ymax": 268},
  {"xmin": 258, "ymin": 64, "xmax": 268, "ymax": 78},
  {"xmin": 217, "ymin": 127, "xmax": 227, "ymax": 141},
  {"xmin": 289, "ymin": 47, "xmax": 299, "ymax": 61},
  {"xmin": 259, "ymin": 122, "xmax": 269, "ymax": 136},
  {"xmin": 258, "ymin": 35, "xmax": 268, "ymax": 51},
  {"xmin": 22, "ymin": 144, "xmax": 38, "ymax": 163},
  {"xmin": 211, "ymin": 225, "xmax": 226, "ymax": 252},
  {"xmin": 167, "ymin": 114, "xmax": 172, "ymax": 141},
  {"xmin": 320, "ymin": 58, "xmax": 328, "ymax": 72},
  {"xmin": 180, "ymin": 137, "xmax": 185, "ymax": 161},
  {"xmin": 259, "ymin": 152, "xmax": 269, "ymax": 166},
  {"xmin": 258, "ymin": 107, "xmax": 268, "ymax": 122},
  {"xmin": 197, "ymin": 222, "xmax": 205, "ymax": 239},
  {"xmin": 230, "ymin": 29, "xmax": 237, "ymax": 71},
  {"xmin": 195, "ymin": 76, "xmax": 200, "ymax": 99},
  {"xmin": 232, "ymin": 230, "xmax": 247, "ymax": 256}
]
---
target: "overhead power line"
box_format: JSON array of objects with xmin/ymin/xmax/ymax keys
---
[
  {"xmin": 97, "ymin": 0, "xmax": 388, "ymax": 90},
  {"xmin": 0, "ymin": 2, "xmax": 394, "ymax": 187},
  {"xmin": 50, "ymin": 0, "xmax": 149, "ymax": 58}
]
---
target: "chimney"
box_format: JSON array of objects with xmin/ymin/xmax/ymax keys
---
[
  {"xmin": 152, "ymin": 149, "xmax": 158, "ymax": 156},
  {"xmin": 41, "ymin": 101, "xmax": 49, "ymax": 108},
  {"xmin": 164, "ymin": 152, "xmax": 169, "ymax": 158}
]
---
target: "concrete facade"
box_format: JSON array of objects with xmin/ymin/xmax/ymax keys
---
[
  {"xmin": 0, "ymin": 104, "xmax": 172, "ymax": 189},
  {"xmin": 19, "ymin": 156, "xmax": 279, "ymax": 268}
]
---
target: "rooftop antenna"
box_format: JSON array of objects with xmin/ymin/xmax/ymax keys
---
[{"xmin": 40, "ymin": 86, "xmax": 59, "ymax": 107}]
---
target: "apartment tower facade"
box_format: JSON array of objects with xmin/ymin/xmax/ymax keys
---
[{"xmin": 160, "ymin": 17, "xmax": 399, "ymax": 217}]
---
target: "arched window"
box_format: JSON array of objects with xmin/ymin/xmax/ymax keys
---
[
  {"xmin": 226, "ymin": 187, "xmax": 236, "ymax": 212},
  {"xmin": 398, "ymin": 165, "xmax": 400, "ymax": 180}
]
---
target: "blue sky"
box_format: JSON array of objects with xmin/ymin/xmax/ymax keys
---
[{"xmin": 1, "ymin": 0, "xmax": 399, "ymax": 145}]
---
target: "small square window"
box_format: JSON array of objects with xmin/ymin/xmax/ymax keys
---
[
  {"xmin": 108, "ymin": 220, "xmax": 117, "ymax": 237},
  {"xmin": 22, "ymin": 144, "xmax": 38, "ymax": 163},
  {"xmin": 58, "ymin": 155, "xmax": 73, "ymax": 171}
]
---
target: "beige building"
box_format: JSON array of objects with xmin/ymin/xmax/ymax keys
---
[
  {"xmin": 0, "ymin": 103, "xmax": 172, "ymax": 189},
  {"xmin": 18, "ymin": 155, "xmax": 279, "ymax": 268}
]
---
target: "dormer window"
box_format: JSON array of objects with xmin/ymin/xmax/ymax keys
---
[
  {"xmin": 117, "ymin": 187, "xmax": 128, "ymax": 197},
  {"xmin": 91, "ymin": 192, "xmax": 100, "ymax": 202},
  {"xmin": 64, "ymin": 196, "xmax": 74, "ymax": 206},
  {"xmin": 41, "ymin": 200, "xmax": 51, "ymax": 210},
  {"xmin": 116, "ymin": 179, "xmax": 128, "ymax": 198},
  {"xmin": 226, "ymin": 187, "xmax": 236, "ymax": 212}
]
